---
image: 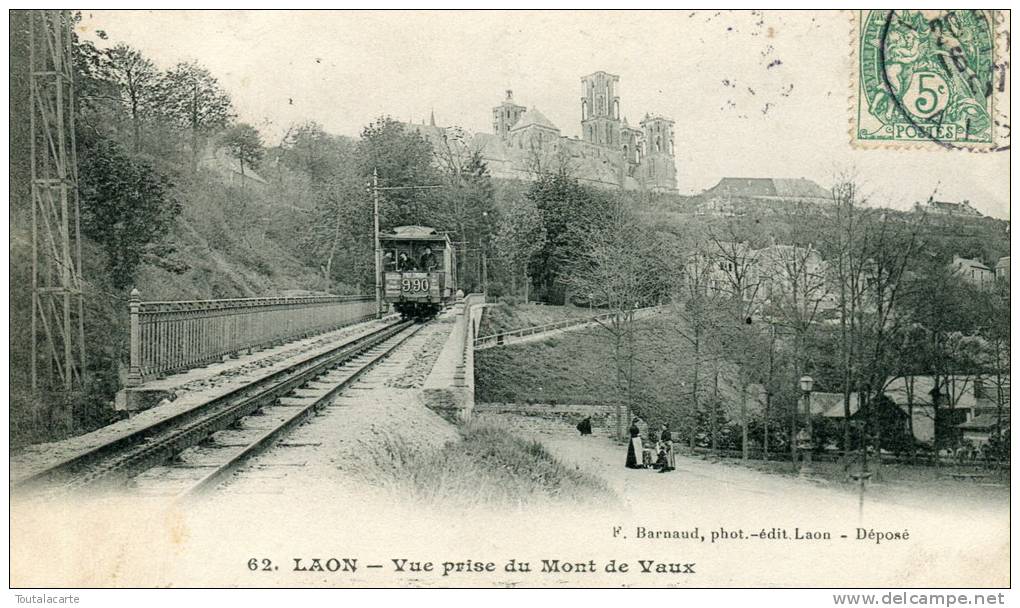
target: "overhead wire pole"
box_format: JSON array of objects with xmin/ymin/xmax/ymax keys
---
[{"xmin": 371, "ymin": 172, "xmax": 444, "ymax": 317}]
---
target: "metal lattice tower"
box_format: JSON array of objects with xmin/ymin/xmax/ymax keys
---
[{"xmin": 29, "ymin": 10, "xmax": 86, "ymax": 392}]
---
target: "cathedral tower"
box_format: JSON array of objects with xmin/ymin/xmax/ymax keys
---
[
  {"xmin": 493, "ymin": 89, "xmax": 526, "ymax": 141},
  {"xmin": 581, "ymin": 71, "xmax": 621, "ymax": 147},
  {"xmin": 639, "ymin": 114, "xmax": 677, "ymax": 192}
]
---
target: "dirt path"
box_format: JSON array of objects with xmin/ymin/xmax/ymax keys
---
[{"xmin": 480, "ymin": 413, "xmax": 1010, "ymax": 587}]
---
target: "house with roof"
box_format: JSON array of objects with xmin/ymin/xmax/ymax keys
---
[
  {"xmin": 806, "ymin": 372, "xmax": 1010, "ymax": 446},
  {"xmin": 915, "ymin": 198, "xmax": 983, "ymax": 217},
  {"xmin": 950, "ymin": 255, "xmax": 994, "ymax": 288},
  {"xmin": 883, "ymin": 374, "xmax": 1010, "ymax": 444},
  {"xmin": 812, "ymin": 392, "xmax": 861, "ymax": 418},
  {"xmin": 995, "ymin": 256, "xmax": 1010, "ymax": 284},
  {"xmin": 695, "ymin": 177, "xmax": 832, "ymax": 214},
  {"xmin": 200, "ymin": 146, "xmax": 269, "ymax": 190},
  {"xmin": 752, "ymin": 243, "xmax": 838, "ymax": 315},
  {"xmin": 958, "ymin": 412, "xmax": 1009, "ymax": 446},
  {"xmin": 703, "ymin": 177, "xmax": 832, "ymax": 202}
]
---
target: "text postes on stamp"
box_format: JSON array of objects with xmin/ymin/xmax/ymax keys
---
[{"xmin": 852, "ymin": 10, "xmax": 1008, "ymax": 151}]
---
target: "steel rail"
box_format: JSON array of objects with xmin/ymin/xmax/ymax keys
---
[
  {"xmin": 178, "ymin": 322, "xmax": 423, "ymax": 497},
  {"xmin": 14, "ymin": 320, "xmax": 412, "ymax": 491}
]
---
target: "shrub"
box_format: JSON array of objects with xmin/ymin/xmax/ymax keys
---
[{"xmin": 363, "ymin": 421, "xmax": 616, "ymax": 508}]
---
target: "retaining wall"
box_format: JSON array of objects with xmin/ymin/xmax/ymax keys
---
[{"xmin": 419, "ymin": 294, "xmax": 485, "ymax": 422}]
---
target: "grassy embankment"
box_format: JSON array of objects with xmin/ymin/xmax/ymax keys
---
[
  {"xmin": 475, "ymin": 305, "xmax": 750, "ymax": 425},
  {"xmin": 477, "ymin": 302, "xmax": 595, "ymax": 336},
  {"xmin": 368, "ymin": 421, "xmax": 615, "ymax": 508}
]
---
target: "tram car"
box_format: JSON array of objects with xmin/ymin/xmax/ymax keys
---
[{"xmin": 379, "ymin": 225, "xmax": 458, "ymax": 319}]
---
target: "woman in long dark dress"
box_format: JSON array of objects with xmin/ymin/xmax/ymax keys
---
[
  {"xmin": 625, "ymin": 418, "xmax": 643, "ymax": 468},
  {"xmin": 658, "ymin": 423, "xmax": 676, "ymax": 473}
]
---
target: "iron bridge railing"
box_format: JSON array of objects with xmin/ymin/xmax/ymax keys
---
[
  {"xmin": 127, "ymin": 290, "xmax": 376, "ymax": 386},
  {"xmin": 473, "ymin": 306, "xmax": 659, "ymax": 349}
]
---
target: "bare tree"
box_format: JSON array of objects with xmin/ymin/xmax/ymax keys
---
[
  {"xmin": 758, "ymin": 221, "xmax": 831, "ymax": 465},
  {"xmin": 434, "ymin": 132, "xmax": 495, "ymax": 289},
  {"xmin": 668, "ymin": 240, "xmax": 723, "ymax": 450},
  {"xmin": 564, "ymin": 197, "xmax": 665, "ymax": 438},
  {"xmin": 708, "ymin": 225, "xmax": 766, "ymax": 459}
]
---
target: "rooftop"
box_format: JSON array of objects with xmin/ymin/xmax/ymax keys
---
[
  {"xmin": 952, "ymin": 255, "xmax": 991, "ymax": 271},
  {"xmin": 958, "ymin": 412, "xmax": 1010, "ymax": 430},
  {"xmin": 510, "ymin": 107, "xmax": 560, "ymax": 132},
  {"xmin": 380, "ymin": 225, "xmax": 450, "ymax": 242},
  {"xmin": 703, "ymin": 177, "xmax": 831, "ymax": 200}
]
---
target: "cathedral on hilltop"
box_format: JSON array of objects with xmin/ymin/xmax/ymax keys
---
[{"xmin": 405, "ymin": 71, "xmax": 677, "ymax": 193}]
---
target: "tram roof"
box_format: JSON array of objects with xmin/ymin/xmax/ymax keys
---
[{"xmin": 380, "ymin": 225, "xmax": 451, "ymax": 243}]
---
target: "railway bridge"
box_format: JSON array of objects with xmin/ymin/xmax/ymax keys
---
[{"xmin": 12, "ymin": 291, "xmax": 485, "ymax": 496}]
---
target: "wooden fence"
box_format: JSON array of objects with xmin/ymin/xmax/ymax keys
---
[{"xmin": 127, "ymin": 289, "xmax": 376, "ymax": 385}]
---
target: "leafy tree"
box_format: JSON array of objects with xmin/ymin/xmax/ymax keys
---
[
  {"xmin": 526, "ymin": 170, "xmax": 610, "ymax": 303},
  {"xmin": 156, "ymin": 62, "xmax": 235, "ymax": 171},
  {"xmin": 435, "ymin": 139, "xmax": 497, "ymax": 289},
  {"xmin": 356, "ymin": 117, "xmax": 441, "ymax": 228},
  {"xmin": 105, "ymin": 43, "xmax": 159, "ymax": 151},
  {"xmin": 492, "ymin": 193, "xmax": 545, "ymax": 301},
  {"xmin": 77, "ymin": 130, "xmax": 180, "ymax": 288},
  {"xmin": 279, "ymin": 124, "xmax": 371, "ymax": 286},
  {"xmin": 220, "ymin": 122, "xmax": 265, "ymax": 186},
  {"xmin": 281, "ymin": 121, "xmax": 343, "ymax": 183}
]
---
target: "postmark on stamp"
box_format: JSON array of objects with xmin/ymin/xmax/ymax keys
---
[{"xmin": 852, "ymin": 10, "xmax": 1009, "ymax": 151}]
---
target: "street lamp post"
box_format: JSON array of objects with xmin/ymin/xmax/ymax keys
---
[{"xmin": 800, "ymin": 375, "xmax": 814, "ymax": 476}]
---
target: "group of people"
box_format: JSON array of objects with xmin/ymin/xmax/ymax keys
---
[
  {"xmin": 383, "ymin": 247, "xmax": 438, "ymax": 273},
  {"xmin": 626, "ymin": 418, "xmax": 676, "ymax": 473},
  {"xmin": 576, "ymin": 415, "xmax": 676, "ymax": 473}
]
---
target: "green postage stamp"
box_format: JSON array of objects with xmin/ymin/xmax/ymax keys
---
[{"xmin": 853, "ymin": 10, "xmax": 1009, "ymax": 150}]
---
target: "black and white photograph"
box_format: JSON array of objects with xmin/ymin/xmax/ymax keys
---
[{"xmin": 6, "ymin": 8, "xmax": 1012, "ymax": 597}]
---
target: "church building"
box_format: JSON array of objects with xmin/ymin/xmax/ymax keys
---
[{"xmin": 406, "ymin": 71, "xmax": 678, "ymax": 193}]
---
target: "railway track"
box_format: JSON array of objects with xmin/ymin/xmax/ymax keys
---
[{"xmin": 15, "ymin": 319, "xmax": 423, "ymax": 497}]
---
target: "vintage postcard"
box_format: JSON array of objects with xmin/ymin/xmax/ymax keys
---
[{"xmin": 7, "ymin": 9, "xmax": 1011, "ymax": 596}]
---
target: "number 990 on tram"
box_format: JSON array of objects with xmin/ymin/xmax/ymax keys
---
[{"xmin": 379, "ymin": 225, "xmax": 458, "ymax": 320}]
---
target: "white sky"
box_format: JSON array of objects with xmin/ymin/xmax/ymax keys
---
[{"xmin": 79, "ymin": 10, "xmax": 1010, "ymax": 218}]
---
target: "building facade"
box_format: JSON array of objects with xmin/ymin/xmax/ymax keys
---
[
  {"xmin": 951, "ymin": 255, "xmax": 994, "ymax": 288},
  {"xmin": 915, "ymin": 199, "xmax": 983, "ymax": 217},
  {"xmin": 405, "ymin": 71, "xmax": 677, "ymax": 193},
  {"xmin": 995, "ymin": 256, "xmax": 1010, "ymax": 284}
]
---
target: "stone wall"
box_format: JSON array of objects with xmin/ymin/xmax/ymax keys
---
[{"xmin": 419, "ymin": 295, "xmax": 485, "ymax": 423}]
